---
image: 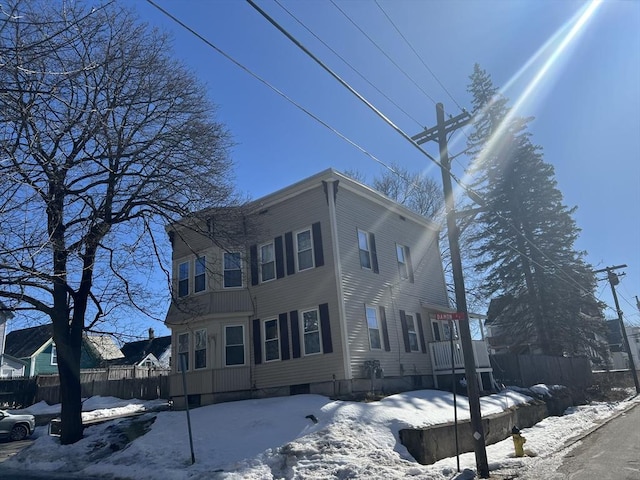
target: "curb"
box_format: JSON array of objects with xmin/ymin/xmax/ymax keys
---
[{"xmin": 561, "ymin": 395, "xmax": 640, "ymax": 449}]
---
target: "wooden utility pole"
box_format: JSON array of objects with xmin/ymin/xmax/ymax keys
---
[
  {"xmin": 595, "ymin": 265, "xmax": 640, "ymax": 394},
  {"xmin": 412, "ymin": 103, "xmax": 490, "ymax": 478}
]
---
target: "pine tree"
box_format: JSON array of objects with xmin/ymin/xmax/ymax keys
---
[{"xmin": 467, "ymin": 64, "xmax": 606, "ymax": 358}]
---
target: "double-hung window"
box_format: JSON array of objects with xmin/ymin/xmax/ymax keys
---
[
  {"xmin": 365, "ymin": 306, "xmax": 381, "ymax": 350},
  {"xmin": 194, "ymin": 256, "xmax": 206, "ymax": 293},
  {"xmin": 260, "ymin": 243, "xmax": 275, "ymax": 282},
  {"xmin": 51, "ymin": 344, "xmax": 58, "ymax": 365},
  {"xmin": 302, "ymin": 308, "xmax": 321, "ymax": 355},
  {"xmin": 225, "ymin": 325, "xmax": 245, "ymax": 366},
  {"xmin": 178, "ymin": 333, "xmax": 189, "ymax": 371},
  {"xmin": 194, "ymin": 329, "xmax": 207, "ymax": 369},
  {"xmin": 296, "ymin": 228, "xmax": 314, "ymax": 271},
  {"xmin": 178, "ymin": 262, "xmax": 190, "ymax": 297},
  {"xmin": 263, "ymin": 319, "xmax": 280, "ymax": 362},
  {"xmin": 396, "ymin": 245, "xmax": 409, "ymax": 280},
  {"xmin": 223, "ymin": 252, "xmax": 243, "ymax": 288},
  {"xmin": 358, "ymin": 229, "xmax": 371, "ymax": 269},
  {"xmin": 405, "ymin": 313, "xmax": 420, "ymax": 352}
]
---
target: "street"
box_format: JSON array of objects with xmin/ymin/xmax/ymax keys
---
[{"xmin": 556, "ymin": 402, "xmax": 640, "ymax": 479}]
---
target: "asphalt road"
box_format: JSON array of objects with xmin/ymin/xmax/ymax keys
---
[{"xmin": 557, "ymin": 402, "xmax": 640, "ymax": 479}]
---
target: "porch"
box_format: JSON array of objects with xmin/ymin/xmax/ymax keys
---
[
  {"xmin": 429, "ymin": 340, "xmax": 494, "ymax": 392},
  {"xmin": 429, "ymin": 339, "xmax": 492, "ymax": 372}
]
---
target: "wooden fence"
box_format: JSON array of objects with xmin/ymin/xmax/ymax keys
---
[
  {"xmin": 0, "ymin": 366, "xmax": 170, "ymax": 408},
  {"xmin": 490, "ymin": 353, "xmax": 593, "ymax": 388}
]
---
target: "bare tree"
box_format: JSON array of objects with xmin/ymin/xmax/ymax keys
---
[
  {"xmin": 370, "ymin": 163, "xmax": 443, "ymax": 220},
  {"xmin": 0, "ymin": 0, "xmax": 242, "ymax": 443}
]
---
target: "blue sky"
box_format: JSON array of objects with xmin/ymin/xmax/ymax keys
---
[{"xmin": 131, "ymin": 0, "xmax": 639, "ymax": 336}]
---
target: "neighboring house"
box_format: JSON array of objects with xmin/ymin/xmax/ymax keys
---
[
  {"xmin": 2, "ymin": 324, "xmax": 123, "ymax": 377},
  {"xmin": 116, "ymin": 329, "xmax": 171, "ymax": 367},
  {"xmin": 0, "ymin": 302, "xmax": 25, "ymax": 378},
  {"xmin": 165, "ymin": 169, "xmax": 494, "ymax": 408},
  {"xmin": 606, "ymin": 319, "xmax": 640, "ymax": 370}
]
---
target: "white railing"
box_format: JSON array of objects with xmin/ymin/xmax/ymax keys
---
[{"xmin": 430, "ymin": 340, "xmax": 491, "ymax": 371}]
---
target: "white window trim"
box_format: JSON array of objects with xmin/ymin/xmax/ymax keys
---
[
  {"xmin": 194, "ymin": 328, "xmax": 207, "ymax": 370},
  {"xmin": 194, "ymin": 256, "xmax": 207, "ymax": 294},
  {"xmin": 178, "ymin": 261, "xmax": 190, "ymax": 297},
  {"xmin": 263, "ymin": 318, "xmax": 280, "ymax": 363},
  {"xmin": 224, "ymin": 325, "xmax": 246, "ymax": 367},
  {"xmin": 223, "ymin": 251, "xmax": 244, "ymax": 289},
  {"xmin": 301, "ymin": 307, "xmax": 322, "ymax": 356},
  {"xmin": 365, "ymin": 305, "xmax": 382, "ymax": 350},
  {"xmin": 357, "ymin": 229, "xmax": 372, "ymax": 270},
  {"xmin": 405, "ymin": 313, "xmax": 420, "ymax": 352},
  {"xmin": 295, "ymin": 227, "xmax": 314, "ymax": 272},
  {"xmin": 259, "ymin": 242, "xmax": 276, "ymax": 283},
  {"xmin": 50, "ymin": 344, "xmax": 58, "ymax": 365},
  {"xmin": 396, "ymin": 244, "xmax": 409, "ymax": 280},
  {"xmin": 177, "ymin": 332, "xmax": 190, "ymax": 371}
]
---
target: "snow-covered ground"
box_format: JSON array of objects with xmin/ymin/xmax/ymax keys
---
[{"xmin": 3, "ymin": 387, "xmax": 638, "ymax": 479}]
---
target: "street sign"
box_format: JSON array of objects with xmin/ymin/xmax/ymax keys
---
[{"xmin": 435, "ymin": 312, "xmax": 466, "ymax": 320}]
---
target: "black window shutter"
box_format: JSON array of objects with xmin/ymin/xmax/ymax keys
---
[
  {"xmin": 279, "ymin": 313, "xmax": 290, "ymax": 360},
  {"xmin": 319, "ymin": 303, "xmax": 333, "ymax": 353},
  {"xmin": 285, "ymin": 232, "xmax": 295, "ymax": 275},
  {"xmin": 379, "ymin": 306, "xmax": 391, "ymax": 352},
  {"xmin": 416, "ymin": 313, "xmax": 426, "ymax": 353},
  {"xmin": 275, "ymin": 236, "xmax": 285, "ymax": 279},
  {"xmin": 290, "ymin": 310, "xmax": 301, "ymax": 358},
  {"xmin": 400, "ymin": 310, "xmax": 410, "ymax": 352},
  {"xmin": 252, "ymin": 319, "xmax": 262, "ymax": 364},
  {"xmin": 369, "ymin": 232, "xmax": 379, "ymax": 274},
  {"xmin": 312, "ymin": 222, "xmax": 324, "ymax": 267},
  {"xmin": 406, "ymin": 246, "xmax": 414, "ymax": 283},
  {"xmin": 250, "ymin": 245, "xmax": 259, "ymax": 286}
]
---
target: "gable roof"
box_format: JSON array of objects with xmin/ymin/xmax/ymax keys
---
[
  {"xmin": 4, "ymin": 324, "xmax": 53, "ymax": 358},
  {"xmin": 84, "ymin": 335, "xmax": 124, "ymax": 361},
  {"xmin": 117, "ymin": 335, "xmax": 171, "ymax": 365}
]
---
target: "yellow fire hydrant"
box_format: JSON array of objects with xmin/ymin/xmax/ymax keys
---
[{"xmin": 511, "ymin": 426, "xmax": 526, "ymax": 457}]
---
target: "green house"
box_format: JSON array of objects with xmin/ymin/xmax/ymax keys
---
[{"xmin": 3, "ymin": 324, "xmax": 124, "ymax": 377}]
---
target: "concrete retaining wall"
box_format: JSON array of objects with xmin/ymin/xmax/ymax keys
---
[{"xmin": 399, "ymin": 400, "xmax": 548, "ymax": 465}]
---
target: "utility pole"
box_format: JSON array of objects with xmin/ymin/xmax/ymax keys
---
[
  {"xmin": 595, "ymin": 265, "xmax": 640, "ymax": 394},
  {"xmin": 412, "ymin": 103, "xmax": 490, "ymax": 478}
]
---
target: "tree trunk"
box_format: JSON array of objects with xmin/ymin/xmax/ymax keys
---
[{"xmin": 52, "ymin": 309, "xmax": 84, "ymax": 445}]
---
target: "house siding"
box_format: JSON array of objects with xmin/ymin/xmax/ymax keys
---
[
  {"xmin": 34, "ymin": 343, "xmax": 58, "ymax": 376},
  {"xmin": 333, "ymin": 185, "xmax": 448, "ymax": 379},
  {"xmin": 247, "ymin": 184, "xmax": 345, "ymax": 389},
  {"xmin": 164, "ymin": 169, "xmax": 478, "ymax": 405}
]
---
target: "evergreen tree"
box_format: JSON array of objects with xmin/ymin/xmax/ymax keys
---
[{"xmin": 467, "ymin": 64, "xmax": 606, "ymax": 357}]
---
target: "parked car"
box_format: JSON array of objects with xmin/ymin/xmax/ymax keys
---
[{"xmin": 0, "ymin": 409, "xmax": 36, "ymax": 441}]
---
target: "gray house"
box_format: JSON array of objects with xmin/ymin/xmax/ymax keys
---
[{"xmin": 165, "ymin": 169, "xmax": 493, "ymax": 407}]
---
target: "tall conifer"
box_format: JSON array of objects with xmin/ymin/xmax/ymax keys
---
[{"xmin": 467, "ymin": 65, "xmax": 605, "ymax": 358}]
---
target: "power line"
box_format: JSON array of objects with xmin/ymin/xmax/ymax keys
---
[
  {"xmin": 373, "ymin": 0, "xmax": 463, "ymax": 112},
  {"xmin": 272, "ymin": 0, "xmax": 424, "ymax": 129},
  {"xmin": 150, "ymin": 0, "xmax": 615, "ymax": 318},
  {"xmin": 328, "ymin": 0, "xmax": 438, "ymax": 107}
]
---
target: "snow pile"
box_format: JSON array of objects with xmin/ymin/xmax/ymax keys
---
[{"xmin": 3, "ymin": 389, "xmax": 638, "ymax": 479}]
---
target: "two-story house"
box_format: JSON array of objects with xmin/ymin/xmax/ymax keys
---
[{"xmin": 165, "ymin": 169, "xmax": 493, "ymax": 407}]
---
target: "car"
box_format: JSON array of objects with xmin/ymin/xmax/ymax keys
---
[{"xmin": 0, "ymin": 409, "xmax": 36, "ymax": 441}]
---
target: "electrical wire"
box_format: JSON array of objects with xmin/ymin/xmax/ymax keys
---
[
  {"xmin": 373, "ymin": 0, "xmax": 463, "ymax": 112},
  {"xmin": 328, "ymin": 0, "xmax": 438, "ymax": 107},
  {"xmin": 148, "ymin": 0, "xmax": 618, "ymax": 319},
  {"xmin": 272, "ymin": 0, "xmax": 424, "ymax": 129}
]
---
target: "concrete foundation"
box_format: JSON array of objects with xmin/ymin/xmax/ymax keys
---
[{"xmin": 399, "ymin": 400, "xmax": 548, "ymax": 465}]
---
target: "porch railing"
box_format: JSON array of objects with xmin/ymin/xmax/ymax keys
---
[{"xmin": 429, "ymin": 340, "xmax": 491, "ymax": 372}]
